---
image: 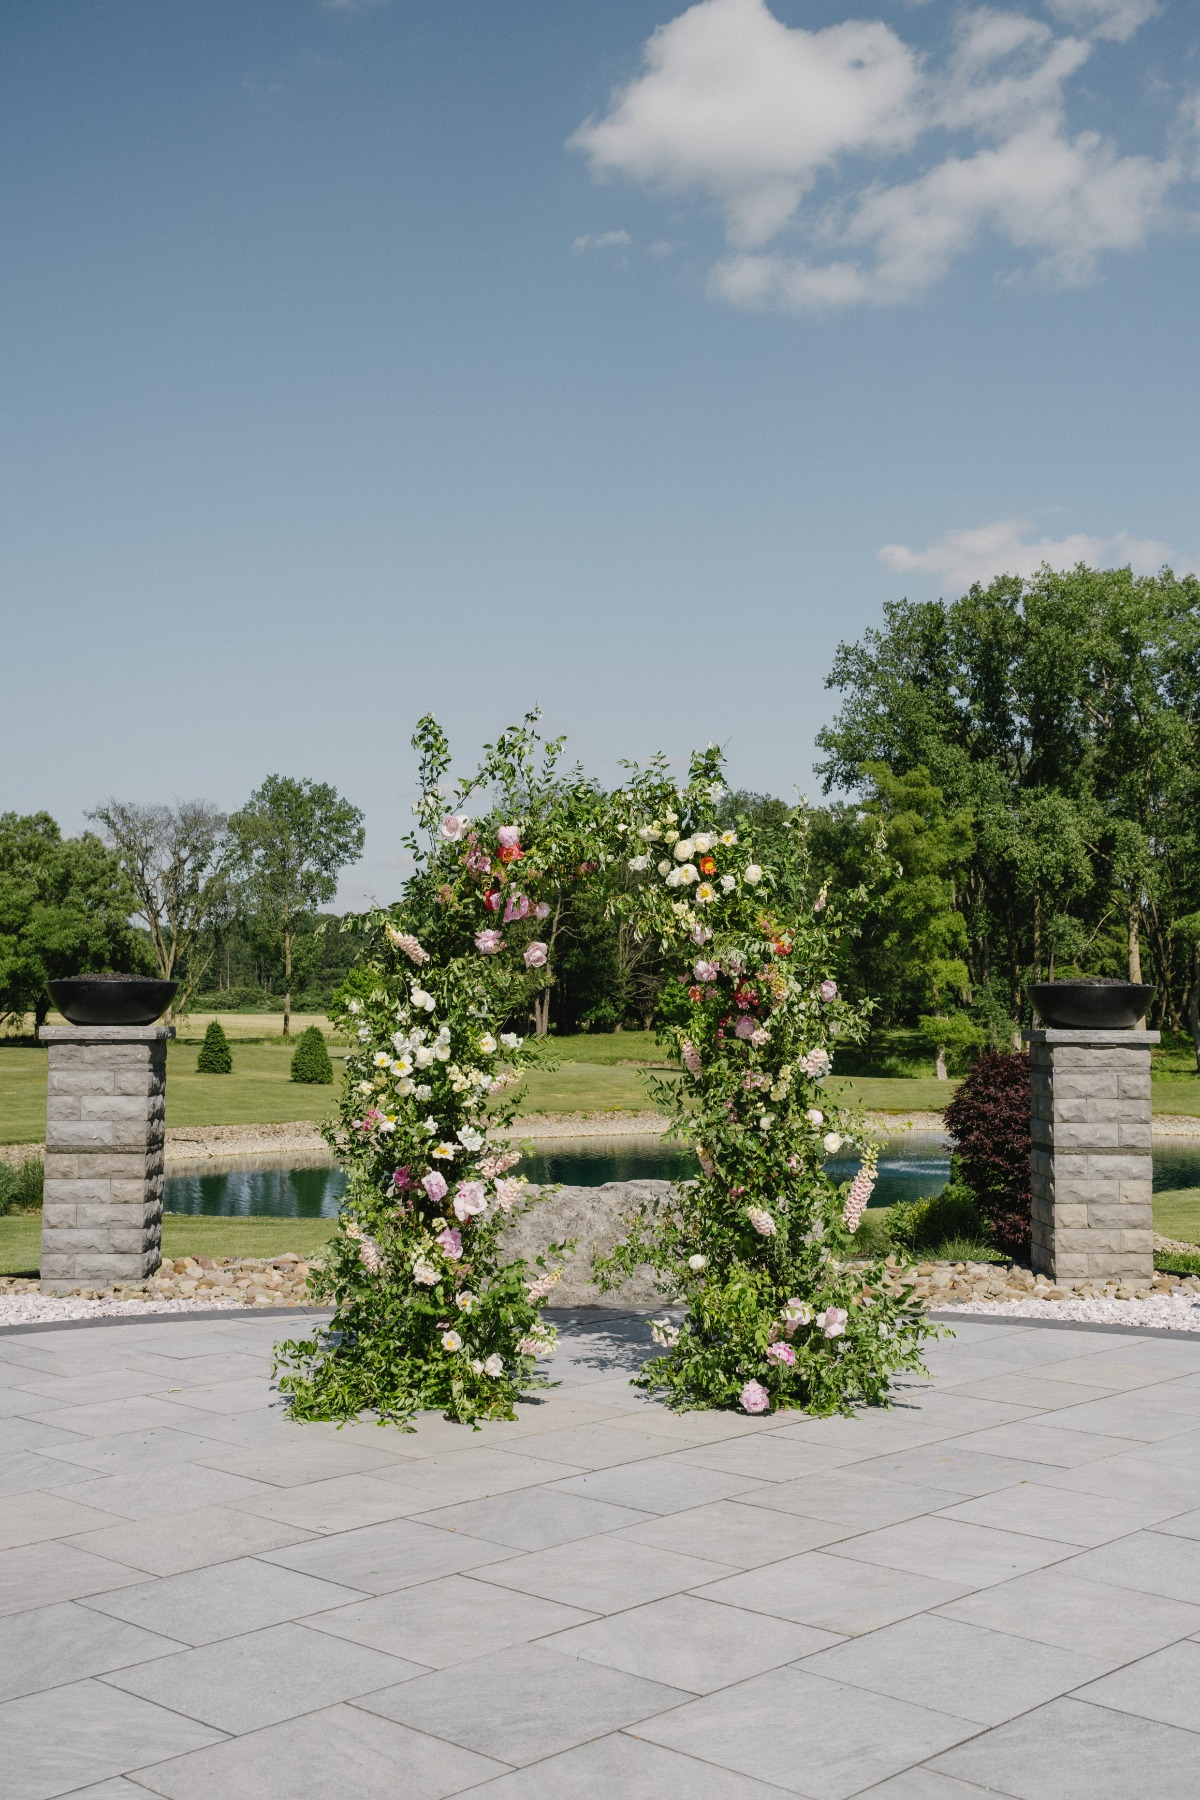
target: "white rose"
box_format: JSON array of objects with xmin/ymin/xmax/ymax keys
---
[
  {"xmin": 665, "ymin": 869, "xmax": 681, "ymax": 887},
  {"xmin": 628, "ymin": 855, "xmax": 650, "ymax": 872},
  {"xmin": 673, "ymin": 838, "xmax": 694, "ymax": 861},
  {"xmin": 414, "ymin": 1046, "xmax": 434, "ymax": 1068},
  {"xmin": 397, "ymin": 1078, "xmax": 415, "ymax": 1096},
  {"xmin": 500, "ymin": 1032, "xmax": 522, "ymax": 1049},
  {"xmin": 807, "ymin": 1109, "xmax": 824, "ymax": 1126},
  {"xmin": 479, "ymin": 1034, "xmax": 497, "ymax": 1054},
  {"xmin": 412, "ymin": 1258, "xmax": 438, "ymax": 1287},
  {"xmin": 411, "ymin": 987, "xmax": 436, "ymax": 1012},
  {"xmin": 458, "ymin": 1125, "xmax": 484, "ymax": 1150},
  {"xmin": 692, "ymin": 833, "xmax": 712, "ymax": 853},
  {"xmin": 483, "ymin": 1353, "xmax": 504, "ymax": 1378},
  {"xmin": 744, "ymin": 864, "xmax": 763, "ymax": 886},
  {"xmin": 678, "ymin": 863, "xmax": 698, "ymax": 885},
  {"xmin": 687, "ymin": 1253, "xmax": 708, "ymax": 1271},
  {"xmin": 434, "ymin": 1043, "xmax": 451, "ymax": 1061},
  {"xmin": 720, "ymin": 874, "xmax": 736, "ymax": 892},
  {"xmin": 348, "ymin": 1000, "xmax": 362, "ymax": 1014},
  {"xmin": 657, "ymin": 860, "xmax": 672, "ymax": 876},
  {"xmin": 823, "ymin": 1132, "xmax": 843, "ymax": 1154}
]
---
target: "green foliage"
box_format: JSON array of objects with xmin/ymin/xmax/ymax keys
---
[
  {"xmin": 196, "ymin": 1019, "xmax": 233, "ymax": 1074},
  {"xmin": 1156, "ymin": 1252, "xmax": 1200, "ymax": 1275},
  {"xmin": 290, "ymin": 1025, "xmax": 333, "ymax": 1084},
  {"xmin": 848, "ymin": 1207, "xmax": 892, "ymax": 1257},
  {"xmin": 0, "ymin": 813, "xmax": 148, "ymax": 1026},
  {"xmin": 0, "ymin": 1156, "xmax": 43, "ymax": 1216},
  {"xmin": 934, "ymin": 1237, "xmax": 1006, "ymax": 1264},
  {"xmin": 887, "ymin": 1182, "xmax": 986, "ymax": 1254}
]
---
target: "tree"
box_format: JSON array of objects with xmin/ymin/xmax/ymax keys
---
[
  {"xmin": 0, "ymin": 813, "xmax": 147, "ymax": 1028},
  {"xmin": 290, "ymin": 1024, "xmax": 333, "ymax": 1084},
  {"xmin": 196, "ymin": 1019, "xmax": 233, "ymax": 1074},
  {"xmin": 943, "ymin": 1050, "xmax": 1032, "ymax": 1258},
  {"xmin": 88, "ymin": 800, "xmax": 230, "ymax": 1017},
  {"xmin": 229, "ymin": 777, "xmax": 365, "ymax": 1037}
]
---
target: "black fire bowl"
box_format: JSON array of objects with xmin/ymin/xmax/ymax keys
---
[
  {"xmin": 1030, "ymin": 979, "xmax": 1156, "ymax": 1032},
  {"xmin": 47, "ymin": 974, "xmax": 179, "ymax": 1027}
]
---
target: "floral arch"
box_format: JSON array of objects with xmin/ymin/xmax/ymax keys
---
[{"xmin": 275, "ymin": 715, "xmax": 935, "ymax": 1426}]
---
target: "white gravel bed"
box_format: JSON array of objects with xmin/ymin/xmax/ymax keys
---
[
  {"xmin": 0, "ymin": 1292, "xmax": 246, "ymax": 1327},
  {"xmin": 944, "ymin": 1293, "xmax": 1200, "ymax": 1330}
]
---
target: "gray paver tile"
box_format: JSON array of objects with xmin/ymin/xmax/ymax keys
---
[
  {"xmin": 0, "ymin": 1450, "xmax": 98, "ymax": 1497},
  {"xmin": 550, "ymin": 1457, "xmax": 765, "ymax": 1514},
  {"xmin": 1034, "ymin": 1394, "xmax": 1200, "ymax": 1442},
  {"xmin": 231, "ymin": 1472, "xmax": 438, "ymax": 1532},
  {"xmin": 634, "ymin": 1666, "xmax": 974, "ymax": 1799},
  {"xmin": 735, "ymin": 1471, "xmax": 962, "ymax": 1533},
  {"xmin": 936, "ymin": 1567, "xmax": 1200, "ymax": 1661},
  {"xmin": 356, "ymin": 1640, "xmax": 689, "ymax": 1763},
  {"xmin": 547, "ymin": 1591, "xmax": 836, "ymax": 1692},
  {"xmin": 474, "ymin": 1533, "xmax": 735, "ymax": 1611},
  {"xmin": 130, "ymin": 1702, "xmax": 506, "ymax": 1799},
  {"xmin": 938, "ymin": 1374, "xmax": 1119, "ymax": 1410},
  {"xmin": 0, "ymin": 1541, "xmax": 145, "ymax": 1616},
  {"xmin": 945, "ymin": 1421, "xmax": 1143, "ymax": 1466},
  {"xmin": 458, "ymin": 1730, "xmax": 796, "ymax": 1797},
  {"xmin": 482, "ymin": 1422, "xmax": 703, "ymax": 1470},
  {"xmin": 80, "ymin": 1555, "xmax": 364, "ymax": 1643},
  {"xmin": 1035, "ymin": 1452, "xmax": 1200, "ymax": 1510},
  {"xmin": 368, "ymin": 1447, "xmax": 587, "ymax": 1507},
  {"xmin": 260, "ymin": 1515, "xmax": 516, "ymax": 1592},
  {"xmin": 613, "ymin": 1497, "xmax": 848, "ymax": 1566},
  {"xmin": 856, "ymin": 1772, "xmax": 1006, "ymax": 1797},
  {"xmin": 0, "ymin": 1601, "xmax": 183, "ymax": 1702},
  {"xmin": 933, "ymin": 1481, "xmax": 1176, "ymax": 1547},
  {"xmin": 15, "ymin": 1370, "xmax": 169, "ymax": 1407},
  {"xmin": 411, "ymin": 1485, "xmax": 652, "ymax": 1550},
  {"xmin": 695, "ymin": 1552, "xmax": 971, "ymax": 1635},
  {"xmin": 668, "ymin": 1437, "xmax": 862, "ymax": 1482},
  {"xmin": 35, "ymin": 1426, "xmax": 228, "ymax": 1476},
  {"xmin": 304, "ymin": 1573, "xmax": 590, "ymax": 1666},
  {"xmin": 797, "ymin": 1612, "xmax": 1108, "ymax": 1724},
  {"xmin": 847, "ymin": 1445, "xmax": 1054, "ymax": 1496},
  {"xmin": 1057, "ymin": 1529, "xmax": 1200, "ymax": 1603},
  {"xmin": 0, "ymin": 1416, "xmax": 91, "ymax": 1456},
  {"xmin": 64, "ymin": 1503, "xmax": 316, "ymax": 1576},
  {"xmin": 1006, "ymin": 1354, "xmax": 1179, "ymax": 1392},
  {"xmin": 1073, "ymin": 1638, "xmax": 1200, "ymax": 1732},
  {"xmin": 930, "ymin": 1695, "xmax": 1200, "ymax": 1798},
  {"xmin": 829, "ymin": 1515, "xmax": 1069, "ymax": 1587},
  {"xmin": 0, "ymin": 1489, "xmax": 124, "ymax": 1550},
  {"xmin": 0, "ymin": 1677, "xmax": 223, "ymax": 1800},
  {"xmin": 23, "ymin": 1398, "xmax": 202, "ymax": 1439},
  {"xmin": 194, "ymin": 1437, "xmax": 406, "ymax": 1486},
  {"xmin": 102, "ymin": 1619, "xmax": 424, "ymax": 1733},
  {"xmin": 158, "ymin": 1377, "xmax": 281, "ymax": 1415},
  {"xmin": 62, "ymin": 1461, "xmax": 272, "ymax": 1520}
]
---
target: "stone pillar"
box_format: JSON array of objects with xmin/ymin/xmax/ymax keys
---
[
  {"xmin": 39, "ymin": 1025, "xmax": 172, "ymax": 1294},
  {"xmin": 1028, "ymin": 1027, "xmax": 1157, "ymax": 1287}
]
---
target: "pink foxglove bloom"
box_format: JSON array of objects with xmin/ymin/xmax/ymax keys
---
[
  {"xmin": 740, "ymin": 1380, "xmax": 770, "ymax": 1414},
  {"xmin": 681, "ymin": 1041, "xmax": 702, "ymax": 1077},
  {"xmin": 492, "ymin": 1176, "xmax": 524, "ymax": 1211},
  {"xmin": 525, "ymin": 1268, "xmax": 561, "ymax": 1301},
  {"xmin": 747, "ymin": 1207, "xmax": 777, "ymax": 1237},
  {"xmin": 475, "ymin": 928, "xmax": 504, "ymax": 954},
  {"xmin": 819, "ymin": 979, "xmax": 838, "ymax": 1002},
  {"xmin": 524, "ymin": 941, "xmax": 548, "ymax": 968},
  {"xmin": 479, "ymin": 1148, "xmax": 521, "ymax": 1178},
  {"xmin": 766, "ymin": 1341, "xmax": 796, "ymax": 1366},
  {"xmin": 358, "ymin": 1237, "xmax": 382, "ymax": 1274},
  {"xmin": 535, "ymin": 901, "xmax": 551, "ymax": 919},
  {"xmin": 694, "ymin": 959, "xmax": 719, "ymax": 982},
  {"xmin": 750, "ymin": 1026, "xmax": 770, "ymax": 1047},
  {"xmin": 801, "ymin": 1047, "xmax": 832, "ymax": 1078},
  {"xmin": 817, "ymin": 1306, "xmax": 848, "ymax": 1338},
  {"xmin": 435, "ymin": 1227, "xmax": 463, "ymax": 1260},
  {"xmin": 503, "ymin": 892, "xmax": 530, "ymax": 923},
  {"xmin": 421, "ymin": 1170, "xmax": 448, "ymax": 1203},
  {"xmin": 440, "ymin": 814, "xmax": 469, "ymax": 841},
  {"xmin": 453, "ymin": 1180, "xmax": 488, "ymax": 1221},
  {"xmin": 843, "ymin": 1165, "xmax": 876, "ymax": 1232},
  {"xmin": 814, "ymin": 886, "xmax": 828, "ymax": 913},
  {"xmin": 497, "ymin": 824, "xmax": 521, "ymax": 849}
]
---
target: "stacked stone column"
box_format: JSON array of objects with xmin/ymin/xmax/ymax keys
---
[
  {"xmin": 1029, "ymin": 1027, "xmax": 1156, "ymax": 1287},
  {"xmin": 39, "ymin": 1025, "xmax": 171, "ymax": 1295}
]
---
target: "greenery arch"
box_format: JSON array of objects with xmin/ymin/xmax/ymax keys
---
[{"xmin": 275, "ymin": 714, "xmax": 936, "ymax": 1425}]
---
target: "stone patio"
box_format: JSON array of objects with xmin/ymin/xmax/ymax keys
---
[{"xmin": 5, "ymin": 1312, "xmax": 1200, "ymax": 1797}]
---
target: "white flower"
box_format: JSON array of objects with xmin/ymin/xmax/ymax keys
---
[
  {"xmin": 695, "ymin": 882, "xmax": 717, "ymax": 905},
  {"xmin": 638, "ymin": 823, "xmax": 658, "ymax": 840},
  {"xmin": 458, "ymin": 1125, "xmax": 484, "ymax": 1150},
  {"xmin": 411, "ymin": 987, "xmax": 436, "ymax": 1012},
  {"xmin": 657, "ymin": 860, "xmax": 672, "ymax": 877},
  {"xmin": 673, "ymin": 838, "xmax": 694, "ymax": 862},
  {"xmin": 396, "ymin": 1077, "xmax": 415, "ymax": 1096},
  {"xmin": 433, "ymin": 1142, "xmax": 457, "ymax": 1160},
  {"xmin": 747, "ymin": 1206, "xmax": 777, "ymax": 1236},
  {"xmin": 708, "ymin": 782, "xmax": 725, "ymax": 802},
  {"xmin": 807, "ymin": 1109, "xmax": 824, "ymax": 1127},
  {"xmin": 441, "ymin": 1330, "xmax": 462, "ymax": 1352},
  {"xmin": 372, "ymin": 1051, "xmax": 389, "ymax": 1068},
  {"xmin": 665, "ymin": 868, "xmax": 681, "ymax": 888},
  {"xmin": 455, "ymin": 1290, "xmax": 476, "ymax": 1312},
  {"xmin": 379, "ymin": 1117, "xmax": 396, "ymax": 1135},
  {"xmin": 628, "ymin": 855, "xmax": 650, "ymax": 872},
  {"xmin": 678, "ymin": 863, "xmax": 698, "ymax": 885},
  {"xmin": 483, "ymin": 1353, "xmax": 504, "ymax": 1378},
  {"xmin": 412, "ymin": 1258, "xmax": 438, "ymax": 1287},
  {"xmin": 414, "ymin": 1046, "xmax": 434, "ymax": 1068},
  {"xmin": 357, "ymin": 1080, "xmax": 373, "ymax": 1095},
  {"xmin": 782, "ymin": 1298, "xmax": 812, "ymax": 1324},
  {"xmin": 650, "ymin": 1317, "xmax": 680, "ymax": 1347},
  {"xmin": 721, "ymin": 830, "xmax": 738, "ymax": 846},
  {"xmin": 434, "ymin": 1043, "xmax": 451, "ymax": 1062},
  {"xmin": 823, "ymin": 1132, "xmax": 843, "ymax": 1154},
  {"xmin": 691, "ymin": 833, "xmax": 712, "ymax": 853},
  {"xmin": 415, "ymin": 1084, "xmax": 432, "ymax": 1099},
  {"xmin": 357, "ymin": 1026, "xmax": 371, "ymax": 1042},
  {"xmin": 391, "ymin": 1056, "xmax": 413, "ymax": 1077},
  {"xmin": 348, "ymin": 1000, "xmax": 362, "ymax": 1014},
  {"xmin": 744, "ymin": 864, "xmax": 763, "ymax": 886},
  {"xmin": 500, "ymin": 1031, "xmax": 522, "ymax": 1049},
  {"xmin": 687, "ymin": 1253, "xmax": 708, "ymax": 1271},
  {"xmin": 758, "ymin": 1112, "xmax": 775, "ymax": 1131},
  {"xmin": 720, "ymin": 874, "xmax": 736, "ymax": 892},
  {"xmin": 471, "ymin": 1358, "xmax": 484, "ymax": 1374},
  {"xmin": 439, "ymin": 813, "xmax": 470, "ymax": 841},
  {"xmin": 478, "ymin": 1033, "xmax": 497, "ymax": 1055}
]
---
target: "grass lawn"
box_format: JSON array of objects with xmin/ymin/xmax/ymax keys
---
[{"xmin": 0, "ymin": 1212, "xmax": 338, "ymax": 1276}]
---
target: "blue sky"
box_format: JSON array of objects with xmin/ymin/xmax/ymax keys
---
[{"xmin": 2, "ymin": 0, "xmax": 1197, "ymax": 903}]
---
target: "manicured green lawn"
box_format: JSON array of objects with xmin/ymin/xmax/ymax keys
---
[{"xmin": 0, "ymin": 1212, "xmax": 338, "ymax": 1276}]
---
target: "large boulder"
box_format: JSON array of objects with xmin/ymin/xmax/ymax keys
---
[{"xmin": 498, "ymin": 1179, "xmax": 678, "ymax": 1307}]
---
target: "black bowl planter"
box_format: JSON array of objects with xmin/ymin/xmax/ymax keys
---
[
  {"xmin": 1029, "ymin": 979, "xmax": 1156, "ymax": 1032},
  {"xmin": 48, "ymin": 974, "xmax": 179, "ymax": 1027}
]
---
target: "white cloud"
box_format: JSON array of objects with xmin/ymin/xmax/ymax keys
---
[
  {"xmin": 573, "ymin": 230, "xmax": 632, "ymax": 252},
  {"xmin": 879, "ymin": 517, "xmax": 1183, "ymax": 588},
  {"xmin": 571, "ymin": 0, "xmax": 1195, "ymax": 310}
]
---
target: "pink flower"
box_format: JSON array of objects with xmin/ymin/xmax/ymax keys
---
[
  {"xmin": 766, "ymin": 1341, "xmax": 796, "ymax": 1366},
  {"xmin": 440, "ymin": 814, "xmax": 469, "ymax": 842},
  {"xmin": 453, "ymin": 1180, "xmax": 488, "ymax": 1221},
  {"xmin": 484, "ymin": 890, "xmax": 503, "ymax": 912},
  {"xmin": 747, "ymin": 1207, "xmax": 777, "ymax": 1237},
  {"xmin": 801, "ymin": 1047, "xmax": 831, "ymax": 1078},
  {"xmin": 740, "ymin": 1380, "xmax": 770, "ymax": 1414},
  {"xmin": 843, "ymin": 1166, "xmax": 876, "ymax": 1233},
  {"xmin": 465, "ymin": 846, "xmax": 491, "ymax": 874},
  {"xmin": 817, "ymin": 1306, "xmax": 848, "ymax": 1338},
  {"xmin": 681, "ymin": 1041, "xmax": 702, "ymax": 1077},
  {"xmin": 694, "ymin": 959, "xmax": 718, "ymax": 982},
  {"xmin": 503, "ymin": 892, "xmax": 530, "ymax": 923},
  {"xmin": 475, "ymin": 929, "xmax": 504, "ymax": 954},
  {"xmin": 524, "ymin": 941, "xmax": 548, "ymax": 969},
  {"xmin": 492, "ymin": 1176, "xmax": 524, "ymax": 1211},
  {"xmin": 735, "ymin": 1015, "xmax": 756, "ymax": 1041},
  {"xmin": 435, "ymin": 1227, "xmax": 463, "ymax": 1259},
  {"xmin": 422, "ymin": 1170, "xmax": 448, "ymax": 1203},
  {"xmin": 358, "ymin": 1237, "xmax": 382, "ymax": 1274},
  {"xmin": 479, "ymin": 1149, "xmax": 521, "ymax": 1178},
  {"xmin": 819, "ymin": 979, "xmax": 838, "ymax": 1002},
  {"xmin": 690, "ymin": 924, "xmax": 712, "ymax": 945},
  {"xmin": 814, "ymin": 886, "xmax": 827, "ymax": 913},
  {"xmin": 534, "ymin": 901, "xmax": 551, "ymax": 920},
  {"xmin": 392, "ymin": 1166, "xmax": 413, "ymax": 1190},
  {"xmin": 750, "ymin": 1026, "xmax": 770, "ymax": 1047},
  {"xmin": 497, "ymin": 824, "xmax": 521, "ymax": 849}
]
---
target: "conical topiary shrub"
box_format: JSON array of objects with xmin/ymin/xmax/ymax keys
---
[
  {"xmin": 196, "ymin": 1019, "xmax": 233, "ymax": 1074},
  {"xmin": 291, "ymin": 1024, "xmax": 333, "ymax": 1084}
]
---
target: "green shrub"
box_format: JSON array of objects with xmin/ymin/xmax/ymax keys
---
[
  {"xmin": 933, "ymin": 1236, "xmax": 1006, "ymax": 1264},
  {"xmin": 291, "ymin": 1025, "xmax": 333, "ymax": 1084},
  {"xmin": 196, "ymin": 1019, "xmax": 233, "ymax": 1074},
  {"xmin": 889, "ymin": 1181, "xmax": 985, "ymax": 1254},
  {"xmin": 1155, "ymin": 1252, "xmax": 1200, "ymax": 1275},
  {"xmin": 851, "ymin": 1209, "xmax": 893, "ymax": 1257},
  {"xmin": 0, "ymin": 1156, "xmax": 43, "ymax": 1215}
]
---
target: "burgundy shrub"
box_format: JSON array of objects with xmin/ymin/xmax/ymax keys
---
[{"xmin": 943, "ymin": 1050, "xmax": 1031, "ymax": 1258}]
